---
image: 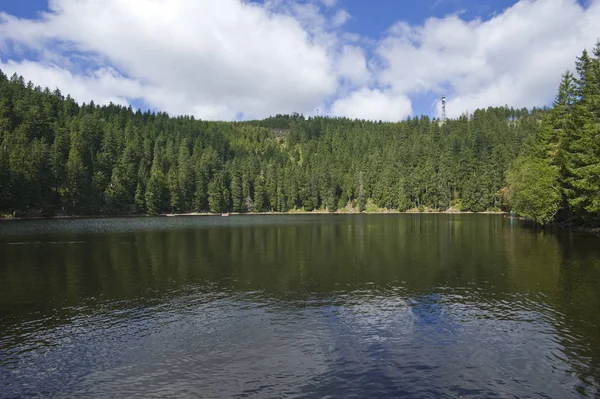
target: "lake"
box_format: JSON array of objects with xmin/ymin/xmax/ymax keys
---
[{"xmin": 1, "ymin": 214, "xmax": 600, "ymax": 398}]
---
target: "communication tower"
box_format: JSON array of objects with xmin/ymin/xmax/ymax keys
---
[{"xmin": 441, "ymin": 95, "xmax": 447, "ymax": 124}]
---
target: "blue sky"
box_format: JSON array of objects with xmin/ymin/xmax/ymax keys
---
[
  {"xmin": 340, "ymin": 0, "xmax": 517, "ymax": 35},
  {"xmin": 0, "ymin": 0, "xmax": 598, "ymax": 120}
]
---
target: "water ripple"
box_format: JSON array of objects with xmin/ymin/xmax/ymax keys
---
[{"xmin": 2, "ymin": 215, "xmax": 600, "ymax": 398}]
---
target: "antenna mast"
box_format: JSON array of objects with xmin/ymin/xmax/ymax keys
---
[{"xmin": 441, "ymin": 95, "xmax": 447, "ymax": 124}]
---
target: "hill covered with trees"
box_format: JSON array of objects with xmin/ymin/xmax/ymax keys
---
[
  {"xmin": 506, "ymin": 41, "xmax": 600, "ymax": 226},
  {"xmin": 0, "ymin": 42, "xmax": 598, "ymax": 226}
]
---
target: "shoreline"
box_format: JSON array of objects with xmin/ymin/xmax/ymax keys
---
[{"xmin": 0, "ymin": 209, "xmax": 506, "ymax": 222}]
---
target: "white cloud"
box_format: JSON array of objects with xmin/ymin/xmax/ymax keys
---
[
  {"xmin": 0, "ymin": 58, "xmax": 143, "ymax": 106},
  {"xmin": 336, "ymin": 45, "xmax": 370, "ymax": 86},
  {"xmin": 288, "ymin": 2, "xmax": 328, "ymax": 32},
  {"xmin": 1, "ymin": 0, "xmax": 600, "ymax": 121},
  {"xmin": 376, "ymin": 0, "xmax": 600, "ymax": 117},
  {"xmin": 330, "ymin": 88, "xmax": 412, "ymax": 121},
  {"xmin": 0, "ymin": 0, "xmax": 337, "ymax": 120},
  {"xmin": 332, "ymin": 9, "xmax": 350, "ymax": 27}
]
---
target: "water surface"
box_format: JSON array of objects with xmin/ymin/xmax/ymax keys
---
[{"xmin": 1, "ymin": 214, "xmax": 600, "ymax": 398}]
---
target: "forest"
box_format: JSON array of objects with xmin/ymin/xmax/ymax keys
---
[{"xmin": 0, "ymin": 42, "xmax": 599, "ymax": 226}]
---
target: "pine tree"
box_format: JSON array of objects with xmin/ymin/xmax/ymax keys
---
[
  {"xmin": 357, "ymin": 171, "xmax": 366, "ymax": 212},
  {"xmin": 104, "ymin": 174, "xmax": 129, "ymax": 214},
  {"xmin": 231, "ymin": 173, "xmax": 243, "ymax": 212},
  {"xmin": 145, "ymin": 171, "xmax": 165, "ymax": 215},
  {"xmin": 0, "ymin": 66, "xmax": 574, "ymax": 221},
  {"xmin": 266, "ymin": 163, "xmax": 277, "ymax": 211},
  {"xmin": 66, "ymin": 145, "xmax": 91, "ymax": 213},
  {"xmin": 506, "ymin": 155, "xmax": 561, "ymax": 225},
  {"xmin": 50, "ymin": 127, "xmax": 69, "ymax": 208},
  {"xmin": 177, "ymin": 141, "xmax": 194, "ymax": 210},
  {"xmin": 145, "ymin": 157, "xmax": 166, "ymax": 215},
  {"xmin": 563, "ymin": 49, "xmax": 600, "ymax": 223},
  {"xmin": 254, "ymin": 171, "xmax": 266, "ymax": 212},
  {"xmin": 208, "ymin": 172, "xmax": 226, "ymax": 213},
  {"xmin": 397, "ymin": 178, "xmax": 410, "ymax": 211},
  {"xmin": 134, "ymin": 182, "xmax": 145, "ymax": 213},
  {"xmin": 0, "ymin": 146, "xmax": 12, "ymax": 210}
]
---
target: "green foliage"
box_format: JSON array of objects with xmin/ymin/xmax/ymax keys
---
[
  {"xmin": 0, "ymin": 148, "xmax": 12, "ymax": 209},
  {"xmin": 266, "ymin": 163, "xmax": 277, "ymax": 211},
  {"xmin": 104, "ymin": 175, "xmax": 130, "ymax": 214},
  {"xmin": 230, "ymin": 173, "xmax": 243, "ymax": 212},
  {"xmin": 145, "ymin": 170, "xmax": 166, "ymax": 215},
  {"xmin": 208, "ymin": 171, "xmax": 228, "ymax": 213},
  {"xmin": 66, "ymin": 141, "xmax": 92, "ymax": 213},
  {"xmin": 357, "ymin": 172, "xmax": 366, "ymax": 212},
  {"xmin": 134, "ymin": 183, "xmax": 145, "ymax": 213},
  {"xmin": 506, "ymin": 41, "xmax": 600, "ymax": 226},
  {"xmin": 254, "ymin": 172, "xmax": 266, "ymax": 212},
  {"xmin": 0, "ymin": 66, "xmax": 553, "ymax": 218},
  {"xmin": 506, "ymin": 157, "xmax": 561, "ymax": 225},
  {"xmin": 365, "ymin": 199, "xmax": 381, "ymax": 213}
]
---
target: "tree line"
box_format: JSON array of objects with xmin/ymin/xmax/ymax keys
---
[
  {"xmin": 506, "ymin": 41, "xmax": 600, "ymax": 226},
  {"xmin": 0, "ymin": 43, "xmax": 595, "ymax": 226}
]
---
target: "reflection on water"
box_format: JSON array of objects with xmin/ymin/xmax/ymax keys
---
[{"xmin": 1, "ymin": 214, "xmax": 600, "ymax": 397}]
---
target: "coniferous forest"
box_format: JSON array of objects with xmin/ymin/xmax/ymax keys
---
[{"xmin": 0, "ymin": 43, "xmax": 599, "ymax": 226}]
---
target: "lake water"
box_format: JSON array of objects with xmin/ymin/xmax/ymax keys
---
[{"xmin": 1, "ymin": 214, "xmax": 600, "ymax": 398}]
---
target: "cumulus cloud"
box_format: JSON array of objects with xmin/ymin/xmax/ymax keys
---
[
  {"xmin": 332, "ymin": 9, "xmax": 351, "ymax": 27},
  {"xmin": 336, "ymin": 45, "xmax": 370, "ymax": 86},
  {"xmin": 330, "ymin": 88, "xmax": 412, "ymax": 121},
  {"xmin": 0, "ymin": 58, "xmax": 143, "ymax": 106},
  {"xmin": 0, "ymin": 0, "xmax": 337, "ymax": 120},
  {"xmin": 1, "ymin": 0, "xmax": 599, "ymax": 121},
  {"xmin": 376, "ymin": 0, "xmax": 600, "ymax": 118}
]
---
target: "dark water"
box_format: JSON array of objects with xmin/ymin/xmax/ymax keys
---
[{"xmin": 1, "ymin": 215, "xmax": 600, "ymax": 398}]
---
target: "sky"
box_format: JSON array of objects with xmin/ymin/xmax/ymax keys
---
[{"xmin": 0, "ymin": 0, "xmax": 598, "ymax": 121}]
